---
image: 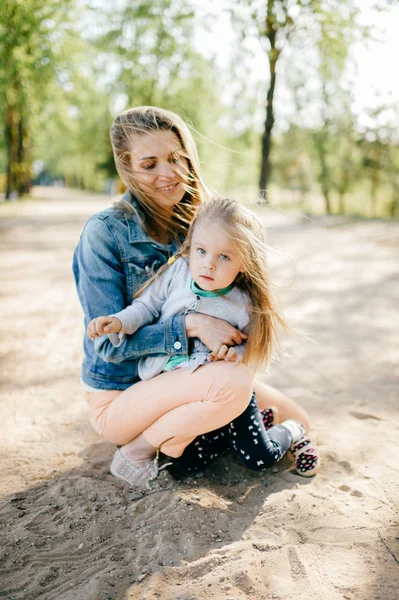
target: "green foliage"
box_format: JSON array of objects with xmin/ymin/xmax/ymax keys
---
[
  {"xmin": 225, "ymin": 0, "xmax": 394, "ymax": 209},
  {"xmin": 0, "ymin": 0, "xmax": 72, "ymax": 197},
  {"xmin": 90, "ymin": 0, "xmax": 200, "ymax": 108},
  {"xmin": 32, "ymin": 72, "xmax": 113, "ymax": 190},
  {"xmin": 272, "ymin": 126, "xmax": 315, "ymax": 199},
  {"xmin": 25, "ymin": 0, "xmax": 227, "ymax": 192},
  {"xmin": 1, "ymin": 0, "xmax": 397, "ymax": 219}
]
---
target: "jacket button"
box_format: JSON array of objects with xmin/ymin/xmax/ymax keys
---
[{"xmin": 174, "ymin": 341, "xmax": 182, "ymax": 350}]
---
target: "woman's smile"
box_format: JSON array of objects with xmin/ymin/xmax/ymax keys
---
[
  {"xmin": 130, "ymin": 130, "xmax": 188, "ymax": 207},
  {"xmin": 156, "ymin": 182, "xmax": 180, "ymax": 194}
]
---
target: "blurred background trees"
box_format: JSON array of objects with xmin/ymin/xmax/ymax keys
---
[
  {"xmin": 0, "ymin": 0, "xmax": 72, "ymax": 198},
  {"xmin": 0, "ymin": 0, "xmax": 398, "ymax": 217}
]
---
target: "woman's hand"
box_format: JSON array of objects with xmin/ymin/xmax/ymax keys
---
[
  {"xmin": 185, "ymin": 313, "xmax": 247, "ymax": 359},
  {"xmin": 87, "ymin": 316, "xmax": 122, "ymax": 340}
]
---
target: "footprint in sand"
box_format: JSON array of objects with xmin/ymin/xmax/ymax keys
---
[
  {"xmin": 339, "ymin": 461, "xmax": 354, "ymax": 474},
  {"xmin": 287, "ymin": 546, "xmax": 308, "ymax": 582},
  {"xmin": 349, "ymin": 410, "xmax": 383, "ymax": 421},
  {"xmin": 339, "ymin": 484, "xmax": 363, "ymax": 497}
]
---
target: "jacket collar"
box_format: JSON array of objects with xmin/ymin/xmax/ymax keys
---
[{"xmin": 123, "ymin": 191, "xmax": 175, "ymax": 250}]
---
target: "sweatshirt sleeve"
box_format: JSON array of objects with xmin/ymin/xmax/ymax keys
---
[{"xmin": 108, "ymin": 260, "xmax": 177, "ymax": 346}]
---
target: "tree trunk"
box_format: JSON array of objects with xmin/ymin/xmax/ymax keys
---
[
  {"xmin": 370, "ymin": 145, "xmax": 381, "ymax": 218},
  {"xmin": 5, "ymin": 105, "xmax": 18, "ymax": 200},
  {"xmin": 259, "ymin": 57, "xmax": 277, "ymax": 202},
  {"xmin": 17, "ymin": 115, "xmax": 32, "ymax": 196},
  {"xmin": 370, "ymin": 166, "xmax": 379, "ymax": 218},
  {"xmin": 339, "ymin": 190, "xmax": 345, "ymax": 215},
  {"xmin": 5, "ymin": 81, "xmax": 31, "ymax": 199},
  {"xmin": 259, "ymin": 2, "xmax": 280, "ymax": 203},
  {"xmin": 389, "ymin": 181, "xmax": 399, "ymax": 217},
  {"xmin": 322, "ymin": 183, "xmax": 332, "ymax": 215},
  {"xmin": 314, "ymin": 129, "xmax": 332, "ymax": 215},
  {"xmin": 338, "ymin": 157, "xmax": 351, "ymax": 214}
]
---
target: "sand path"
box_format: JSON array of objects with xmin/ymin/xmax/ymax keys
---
[{"xmin": 0, "ymin": 187, "xmax": 398, "ymax": 600}]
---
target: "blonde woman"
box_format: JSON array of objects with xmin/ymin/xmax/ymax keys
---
[{"xmin": 73, "ymin": 107, "xmax": 316, "ymax": 489}]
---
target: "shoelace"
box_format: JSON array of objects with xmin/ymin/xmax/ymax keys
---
[{"xmin": 146, "ymin": 450, "xmax": 173, "ymax": 490}]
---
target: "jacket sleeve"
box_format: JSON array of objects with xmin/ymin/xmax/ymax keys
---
[
  {"xmin": 109, "ymin": 261, "xmax": 176, "ymax": 346},
  {"xmin": 73, "ymin": 217, "xmax": 188, "ymax": 363}
]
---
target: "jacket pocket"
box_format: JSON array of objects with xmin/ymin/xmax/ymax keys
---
[
  {"xmin": 126, "ymin": 263, "xmax": 147, "ymax": 297},
  {"xmin": 125, "ymin": 258, "xmax": 163, "ymax": 298}
]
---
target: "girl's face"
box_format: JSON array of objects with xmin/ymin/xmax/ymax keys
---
[
  {"xmin": 189, "ymin": 220, "xmax": 244, "ymax": 291},
  {"xmin": 130, "ymin": 130, "xmax": 189, "ymax": 210}
]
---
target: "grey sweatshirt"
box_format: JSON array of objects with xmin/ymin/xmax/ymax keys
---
[{"xmin": 110, "ymin": 257, "xmax": 250, "ymax": 380}]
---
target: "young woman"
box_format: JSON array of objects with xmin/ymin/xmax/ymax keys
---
[{"xmin": 73, "ymin": 107, "xmax": 316, "ymax": 490}]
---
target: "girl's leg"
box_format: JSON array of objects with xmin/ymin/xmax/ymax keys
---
[
  {"xmin": 223, "ymin": 393, "xmax": 295, "ymax": 470},
  {"xmin": 254, "ymin": 380, "xmax": 310, "ymax": 431},
  {"xmin": 252, "ymin": 387, "xmax": 320, "ymax": 476},
  {"xmin": 174, "ymin": 392, "xmax": 293, "ymax": 472},
  {"xmin": 175, "ymin": 393, "xmax": 307, "ymax": 473},
  {"xmin": 171, "ymin": 428, "xmax": 230, "ymax": 472},
  {"xmin": 86, "ymin": 361, "xmax": 253, "ymax": 458}
]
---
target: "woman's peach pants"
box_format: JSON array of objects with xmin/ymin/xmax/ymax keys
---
[{"xmin": 85, "ymin": 361, "xmax": 253, "ymax": 457}]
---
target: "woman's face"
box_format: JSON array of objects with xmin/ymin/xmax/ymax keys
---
[{"xmin": 130, "ymin": 130, "xmax": 189, "ymax": 210}]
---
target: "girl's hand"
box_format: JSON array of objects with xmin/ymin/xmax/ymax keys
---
[
  {"xmin": 207, "ymin": 345, "xmax": 242, "ymax": 364},
  {"xmin": 87, "ymin": 316, "xmax": 122, "ymax": 340},
  {"xmin": 185, "ymin": 313, "xmax": 247, "ymax": 353}
]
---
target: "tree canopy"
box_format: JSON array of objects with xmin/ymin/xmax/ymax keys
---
[{"xmin": 0, "ymin": 0, "xmax": 398, "ymax": 217}]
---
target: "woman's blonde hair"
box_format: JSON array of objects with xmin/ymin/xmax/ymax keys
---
[
  {"xmin": 136, "ymin": 197, "xmax": 287, "ymax": 370},
  {"xmin": 110, "ymin": 106, "xmax": 209, "ymax": 243}
]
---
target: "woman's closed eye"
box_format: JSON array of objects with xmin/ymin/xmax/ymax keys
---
[
  {"xmin": 141, "ymin": 162, "xmax": 156, "ymax": 170},
  {"xmin": 169, "ymin": 151, "xmax": 188, "ymax": 165}
]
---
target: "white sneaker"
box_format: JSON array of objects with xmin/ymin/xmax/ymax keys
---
[{"xmin": 110, "ymin": 448, "xmax": 157, "ymax": 490}]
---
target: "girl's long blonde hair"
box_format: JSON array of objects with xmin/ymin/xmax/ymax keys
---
[
  {"xmin": 136, "ymin": 197, "xmax": 287, "ymax": 371},
  {"xmin": 110, "ymin": 106, "xmax": 209, "ymax": 243}
]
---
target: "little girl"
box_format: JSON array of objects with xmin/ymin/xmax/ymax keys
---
[{"xmin": 88, "ymin": 197, "xmax": 319, "ymax": 482}]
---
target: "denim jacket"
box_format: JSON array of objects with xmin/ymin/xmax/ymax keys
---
[{"xmin": 72, "ymin": 192, "xmax": 188, "ymax": 390}]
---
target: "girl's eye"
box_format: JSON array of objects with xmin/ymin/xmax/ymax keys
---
[
  {"xmin": 220, "ymin": 254, "xmax": 230, "ymax": 261},
  {"xmin": 169, "ymin": 155, "xmax": 179, "ymax": 164},
  {"xmin": 197, "ymin": 248, "xmax": 206, "ymax": 255},
  {"xmin": 142, "ymin": 163, "xmax": 156, "ymax": 170}
]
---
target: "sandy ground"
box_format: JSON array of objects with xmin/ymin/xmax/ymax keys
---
[{"xmin": 0, "ymin": 186, "xmax": 398, "ymax": 600}]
